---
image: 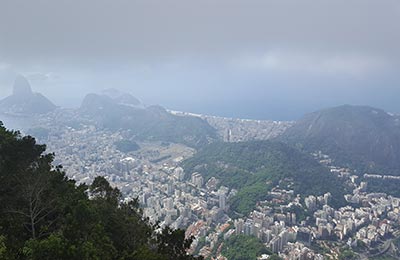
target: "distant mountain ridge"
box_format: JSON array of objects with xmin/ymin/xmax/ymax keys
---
[
  {"xmin": 101, "ymin": 88, "xmax": 143, "ymax": 108},
  {"xmin": 0, "ymin": 75, "xmax": 56, "ymax": 115},
  {"xmin": 79, "ymin": 92, "xmax": 218, "ymax": 147},
  {"xmin": 279, "ymin": 105, "xmax": 400, "ymax": 175}
]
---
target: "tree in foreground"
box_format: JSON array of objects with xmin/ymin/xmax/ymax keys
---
[{"xmin": 0, "ymin": 122, "xmax": 202, "ymax": 260}]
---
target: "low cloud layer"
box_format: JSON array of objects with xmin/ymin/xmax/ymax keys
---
[
  {"xmin": 233, "ymin": 51, "xmax": 388, "ymax": 78},
  {"xmin": 0, "ymin": 0, "xmax": 399, "ymax": 119}
]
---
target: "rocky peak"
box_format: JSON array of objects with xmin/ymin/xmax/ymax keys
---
[{"xmin": 12, "ymin": 75, "xmax": 33, "ymax": 97}]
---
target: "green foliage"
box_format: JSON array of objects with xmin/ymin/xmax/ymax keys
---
[
  {"xmin": 280, "ymin": 105, "xmax": 400, "ymax": 176},
  {"xmin": 90, "ymin": 176, "xmax": 121, "ymax": 204},
  {"xmin": 338, "ymin": 248, "xmax": 357, "ymax": 260},
  {"xmin": 183, "ymin": 141, "xmax": 347, "ymax": 214},
  {"xmin": 156, "ymin": 227, "xmax": 199, "ymax": 260},
  {"xmin": 23, "ymin": 234, "xmax": 69, "ymax": 260},
  {"xmin": 221, "ymin": 235, "xmax": 268, "ymax": 260},
  {"xmin": 366, "ymin": 178, "xmax": 400, "ymax": 197},
  {"xmin": 114, "ymin": 140, "xmax": 140, "ymax": 153},
  {"xmin": 0, "ymin": 235, "xmax": 6, "ymax": 258},
  {"xmin": 230, "ymin": 183, "xmax": 270, "ymax": 215},
  {"xmin": 0, "ymin": 122, "xmax": 201, "ymax": 260}
]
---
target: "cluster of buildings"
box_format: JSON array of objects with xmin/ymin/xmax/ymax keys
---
[
  {"xmin": 192, "ymin": 175, "xmax": 400, "ymax": 259},
  {"xmin": 184, "ymin": 158, "xmax": 400, "ymax": 260},
  {"xmin": 40, "ymin": 125, "xmax": 236, "ymax": 233},
  {"xmin": 170, "ymin": 110, "xmax": 293, "ymax": 142},
  {"xmin": 363, "ymin": 173, "xmax": 400, "ymax": 181},
  {"xmin": 21, "ymin": 112, "xmax": 400, "ymax": 259},
  {"xmin": 226, "ymin": 188, "xmax": 327, "ymax": 259},
  {"xmin": 29, "ymin": 112, "xmax": 241, "ymax": 234}
]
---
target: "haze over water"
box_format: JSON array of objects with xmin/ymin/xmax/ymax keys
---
[{"xmin": 0, "ymin": 0, "xmax": 399, "ymax": 120}]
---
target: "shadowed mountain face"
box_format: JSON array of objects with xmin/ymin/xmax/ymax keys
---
[
  {"xmin": 280, "ymin": 105, "xmax": 400, "ymax": 175},
  {"xmin": 79, "ymin": 92, "xmax": 219, "ymax": 147},
  {"xmin": 0, "ymin": 76, "xmax": 56, "ymax": 115},
  {"xmin": 12, "ymin": 75, "xmax": 33, "ymax": 96},
  {"xmin": 101, "ymin": 88, "xmax": 142, "ymax": 107}
]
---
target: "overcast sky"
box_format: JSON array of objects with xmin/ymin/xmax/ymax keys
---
[{"xmin": 0, "ymin": 0, "xmax": 399, "ymax": 120}]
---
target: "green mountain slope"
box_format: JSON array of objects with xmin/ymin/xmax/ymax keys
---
[
  {"xmin": 279, "ymin": 105, "xmax": 400, "ymax": 175},
  {"xmin": 183, "ymin": 140, "xmax": 346, "ymax": 214}
]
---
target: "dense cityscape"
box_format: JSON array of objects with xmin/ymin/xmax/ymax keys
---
[{"xmin": 9, "ymin": 108, "xmax": 397, "ymax": 260}]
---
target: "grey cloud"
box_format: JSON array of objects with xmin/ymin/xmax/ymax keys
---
[
  {"xmin": 0, "ymin": 0, "xmax": 399, "ymax": 65},
  {"xmin": 0, "ymin": 0, "xmax": 399, "ymax": 119},
  {"xmin": 232, "ymin": 50, "xmax": 389, "ymax": 79}
]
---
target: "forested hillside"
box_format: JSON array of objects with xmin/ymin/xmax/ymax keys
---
[
  {"xmin": 183, "ymin": 141, "xmax": 347, "ymax": 215},
  {"xmin": 0, "ymin": 122, "xmax": 200, "ymax": 260},
  {"xmin": 280, "ymin": 105, "xmax": 400, "ymax": 175}
]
